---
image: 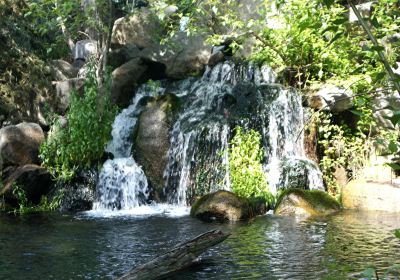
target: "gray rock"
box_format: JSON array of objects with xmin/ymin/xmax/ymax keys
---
[
  {"xmin": 349, "ymin": 2, "xmax": 376, "ymax": 23},
  {"xmin": 108, "ymin": 44, "xmax": 141, "ymax": 69},
  {"xmin": 55, "ymin": 78, "xmax": 85, "ymax": 112},
  {"xmin": 111, "ymin": 8, "xmax": 161, "ymax": 49},
  {"xmin": 140, "ymin": 33, "xmax": 211, "ymax": 79},
  {"xmin": 0, "ymin": 123, "xmax": 44, "ymax": 170},
  {"xmin": 208, "ymin": 51, "xmax": 225, "ymax": 67},
  {"xmin": 278, "ymin": 158, "xmax": 324, "ymax": 191},
  {"xmin": 52, "ymin": 169, "xmax": 97, "ymax": 212},
  {"xmin": 373, "ymin": 109, "xmax": 395, "ymax": 129},
  {"xmin": 190, "ymin": 190, "xmax": 267, "ymax": 222},
  {"xmin": 135, "ymin": 94, "xmax": 178, "ymax": 201},
  {"xmin": 111, "ymin": 58, "xmax": 148, "ymax": 106},
  {"xmin": 72, "ymin": 40, "xmax": 97, "ymax": 61},
  {"xmin": 309, "ymin": 84, "xmax": 353, "ymax": 112},
  {"xmin": 50, "ymin": 60, "xmax": 79, "ymax": 81}
]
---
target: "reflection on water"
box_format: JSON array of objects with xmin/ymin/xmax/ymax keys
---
[{"xmin": 0, "ymin": 211, "xmax": 399, "ymax": 279}]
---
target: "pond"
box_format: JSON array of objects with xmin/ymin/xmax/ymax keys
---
[{"xmin": 0, "ymin": 210, "xmax": 399, "ymax": 279}]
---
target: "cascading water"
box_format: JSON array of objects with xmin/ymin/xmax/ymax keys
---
[
  {"xmin": 92, "ymin": 86, "xmax": 156, "ymax": 212},
  {"xmin": 90, "ymin": 60, "xmax": 324, "ymax": 215}
]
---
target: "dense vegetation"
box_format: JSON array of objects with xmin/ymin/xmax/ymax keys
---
[
  {"xmin": 229, "ymin": 127, "xmax": 273, "ymax": 205},
  {"xmin": 39, "ymin": 63, "xmax": 117, "ymax": 181}
]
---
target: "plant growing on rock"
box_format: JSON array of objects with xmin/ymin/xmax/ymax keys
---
[
  {"xmin": 228, "ymin": 126, "xmax": 273, "ymax": 205},
  {"xmin": 40, "ymin": 63, "xmax": 118, "ymax": 181}
]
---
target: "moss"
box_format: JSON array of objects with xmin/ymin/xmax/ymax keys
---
[{"xmin": 275, "ymin": 188, "xmax": 341, "ymax": 215}]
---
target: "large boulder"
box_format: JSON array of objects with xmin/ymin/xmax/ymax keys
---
[
  {"xmin": 342, "ymin": 180, "xmax": 400, "ymax": 212},
  {"xmin": 111, "ymin": 58, "xmax": 148, "ymax": 105},
  {"xmin": 135, "ymin": 94, "xmax": 178, "ymax": 200},
  {"xmin": 274, "ymin": 189, "xmax": 341, "ymax": 216},
  {"xmin": 111, "ymin": 8, "xmax": 161, "ymax": 50},
  {"xmin": 190, "ymin": 190, "xmax": 267, "ymax": 222},
  {"xmin": 140, "ymin": 33, "xmax": 211, "ymax": 79},
  {"xmin": 0, "ymin": 122, "xmax": 44, "ymax": 170},
  {"xmin": 0, "ymin": 164, "xmax": 52, "ymax": 208}
]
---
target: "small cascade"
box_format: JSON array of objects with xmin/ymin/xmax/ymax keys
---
[
  {"xmin": 91, "ymin": 60, "xmax": 324, "ymax": 215},
  {"xmin": 93, "ymin": 86, "xmax": 156, "ymax": 211}
]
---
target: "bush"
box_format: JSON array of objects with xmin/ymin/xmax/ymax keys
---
[
  {"xmin": 229, "ymin": 126, "xmax": 273, "ymax": 205},
  {"xmin": 40, "ymin": 64, "xmax": 118, "ymax": 181}
]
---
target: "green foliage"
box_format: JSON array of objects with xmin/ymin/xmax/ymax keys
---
[
  {"xmin": 40, "ymin": 63, "xmax": 118, "ymax": 181},
  {"xmin": 395, "ymin": 229, "xmax": 400, "ymax": 239},
  {"xmin": 11, "ymin": 183, "xmax": 64, "ymax": 214},
  {"xmin": 228, "ymin": 126, "xmax": 273, "ymax": 205}
]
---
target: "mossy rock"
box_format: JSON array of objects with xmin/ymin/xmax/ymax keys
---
[
  {"xmin": 190, "ymin": 190, "xmax": 267, "ymax": 222},
  {"xmin": 274, "ymin": 188, "xmax": 341, "ymax": 216}
]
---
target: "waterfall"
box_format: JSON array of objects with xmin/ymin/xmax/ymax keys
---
[
  {"xmin": 90, "ymin": 60, "xmax": 324, "ymax": 215},
  {"xmin": 92, "ymin": 86, "xmax": 156, "ymax": 211}
]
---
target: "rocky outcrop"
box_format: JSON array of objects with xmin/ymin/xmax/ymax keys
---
[
  {"xmin": 274, "ymin": 188, "xmax": 341, "ymax": 216},
  {"xmin": 0, "ymin": 164, "xmax": 52, "ymax": 207},
  {"xmin": 111, "ymin": 8, "xmax": 161, "ymax": 50},
  {"xmin": 135, "ymin": 94, "xmax": 178, "ymax": 200},
  {"xmin": 0, "ymin": 122, "xmax": 44, "ymax": 170},
  {"xmin": 111, "ymin": 58, "xmax": 148, "ymax": 105},
  {"xmin": 55, "ymin": 78, "xmax": 85, "ymax": 112},
  {"xmin": 190, "ymin": 190, "xmax": 267, "ymax": 222},
  {"xmin": 372, "ymin": 91, "xmax": 400, "ymax": 129},
  {"xmin": 50, "ymin": 60, "xmax": 79, "ymax": 81},
  {"xmin": 308, "ymin": 84, "xmax": 353, "ymax": 113},
  {"xmin": 342, "ymin": 180, "xmax": 400, "ymax": 212},
  {"xmin": 110, "ymin": 8, "xmax": 211, "ymax": 103}
]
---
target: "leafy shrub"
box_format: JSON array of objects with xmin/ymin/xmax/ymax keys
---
[
  {"xmin": 40, "ymin": 64, "xmax": 118, "ymax": 181},
  {"xmin": 228, "ymin": 126, "xmax": 273, "ymax": 205}
]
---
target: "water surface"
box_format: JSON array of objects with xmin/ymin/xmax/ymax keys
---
[{"xmin": 0, "ymin": 210, "xmax": 399, "ymax": 279}]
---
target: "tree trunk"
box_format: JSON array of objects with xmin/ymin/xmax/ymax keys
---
[{"xmin": 118, "ymin": 230, "xmax": 230, "ymax": 280}]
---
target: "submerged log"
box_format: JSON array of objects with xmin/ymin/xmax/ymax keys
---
[{"xmin": 118, "ymin": 229, "xmax": 230, "ymax": 280}]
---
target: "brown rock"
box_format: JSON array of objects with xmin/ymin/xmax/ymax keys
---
[
  {"xmin": 342, "ymin": 180, "xmax": 400, "ymax": 212},
  {"xmin": 0, "ymin": 122, "xmax": 44, "ymax": 170},
  {"xmin": 190, "ymin": 190, "xmax": 267, "ymax": 222},
  {"xmin": 275, "ymin": 189, "xmax": 340, "ymax": 216},
  {"xmin": 0, "ymin": 164, "xmax": 52, "ymax": 206}
]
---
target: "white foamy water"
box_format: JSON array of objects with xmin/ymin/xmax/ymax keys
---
[{"xmin": 84, "ymin": 204, "xmax": 190, "ymax": 218}]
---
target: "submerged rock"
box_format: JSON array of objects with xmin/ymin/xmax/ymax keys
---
[
  {"xmin": 342, "ymin": 180, "xmax": 400, "ymax": 212},
  {"xmin": 190, "ymin": 190, "xmax": 267, "ymax": 222},
  {"xmin": 0, "ymin": 122, "xmax": 44, "ymax": 170},
  {"xmin": 274, "ymin": 188, "xmax": 340, "ymax": 216}
]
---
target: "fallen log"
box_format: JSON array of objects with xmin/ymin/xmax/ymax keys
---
[{"xmin": 118, "ymin": 229, "xmax": 230, "ymax": 280}]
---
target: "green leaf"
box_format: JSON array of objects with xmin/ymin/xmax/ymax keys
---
[
  {"xmin": 370, "ymin": 45, "xmax": 385, "ymax": 52},
  {"xmin": 332, "ymin": 17, "xmax": 347, "ymax": 25},
  {"xmin": 350, "ymin": 110, "xmax": 362, "ymax": 116},
  {"xmin": 321, "ymin": 0, "xmax": 334, "ymax": 7},
  {"xmin": 388, "ymin": 141, "xmax": 398, "ymax": 153},
  {"xmin": 395, "ymin": 229, "xmax": 400, "ymax": 239},
  {"xmin": 327, "ymin": 31, "xmax": 344, "ymax": 46},
  {"xmin": 385, "ymin": 163, "xmax": 400, "ymax": 170}
]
